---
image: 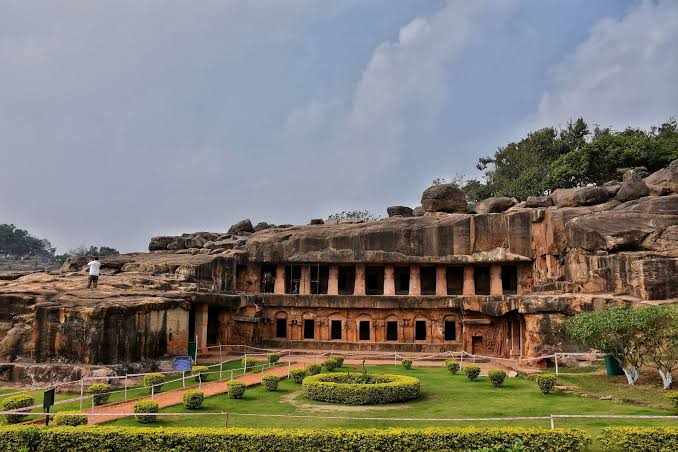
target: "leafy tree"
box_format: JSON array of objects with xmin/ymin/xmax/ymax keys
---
[
  {"xmin": 54, "ymin": 245, "xmax": 119, "ymax": 263},
  {"xmin": 0, "ymin": 224, "xmax": 55, "ymax": 257},
  {"xmin": 638, "ymin": 306, "xmax": 678, "ymax": 389},
  {"xmin": 327, "ymin": 210, "xmax": 381, "ymax": 222}
]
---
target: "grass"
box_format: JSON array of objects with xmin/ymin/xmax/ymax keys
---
[{"xmin": 105, "ymin": 364, "xmax": 676, "ymax": 439}]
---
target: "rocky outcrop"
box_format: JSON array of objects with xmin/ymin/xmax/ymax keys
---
[
  {"xmin": 616, "ymin": 171, "xmax": 649, "ymax": 202},
  {"xmin": 421, "ymin": 183, "xmax": 467, "ymax": 213},
  {"xmin": 526, "ymin": 196, "xmax": 552, "ymax": 208},
  {"xmin": 645, "ymin": 159, "xmax": 678, "ymax": 195},
  {"xmin": 387, "ymin": 206, "xmax": 414, "ymax": 217},
  {"xmin": 473, "ymin": 197, "xmax": 515, "ymax": 214},
  {"xmin": 228, "ymin": 219, "xmax": 255, "ymax": 235}
]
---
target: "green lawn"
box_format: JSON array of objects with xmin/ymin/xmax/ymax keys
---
[{"xmin": 106, "ymin": 364, "xmax": 676, "ymax": 439}]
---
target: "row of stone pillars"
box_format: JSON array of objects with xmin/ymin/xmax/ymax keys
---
[{"xmin": 272, "ymin": 263, "xmax": 505, "ymax": 296}]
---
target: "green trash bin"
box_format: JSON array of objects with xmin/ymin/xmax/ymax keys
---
[{"xmin": 604, "ymin": 354, "xmax": 624, "ymax": 376}]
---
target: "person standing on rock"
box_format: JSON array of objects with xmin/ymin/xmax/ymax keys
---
[{"xmin": 86, "ymin": 257, "xmax": 102, "ymax": 289}]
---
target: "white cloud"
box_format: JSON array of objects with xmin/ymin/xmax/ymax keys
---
[{"xmin": 528, "ymin": 0, "xmax": 678, "ymax": 130}]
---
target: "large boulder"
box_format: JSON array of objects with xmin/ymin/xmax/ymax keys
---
[
  {"xmin": 421, "ymin": 184, "xmax": 467, "ymax": 213},
  {"xmin": 602, "ymin": 181, "xmax": 622, "ymax": 197},
  {"xmin": 550, "ymin": 188, "xmax": 577, "ymax": 208},
  {"xmin": 645, "ymin": 159, "xmax": 678, "ymax": 195},
  {"xmin": 413, "ymin": 206, "xmax": 425, "ymax": 217},
  {"xmin": 616, "ymin": 171, "xmax": 649, "ymax": 202},
  {"xmin": 572, "ymin": 187, "xmax": 609, "ymax": 206},
  {"xmin": 254, "ymin": 222, "xmax": 274, "ymax": 232},
  {"xmin": 526, "ymin": 196, "xmax": 553, "ymax": 208},
  {"xmin": 386, "ymin": 206, "xmax": 414, "ymax": 217},
  {"xmin": 228, "ymin": 219, "xmax": 255, "ymax": 235},
  {"xmin": 148, "ymin": 236, "xmax": 176, "ymax": 251},
  {"xmin": 473, "ymin": 197, "xmax": 515, "ymax": 214}
]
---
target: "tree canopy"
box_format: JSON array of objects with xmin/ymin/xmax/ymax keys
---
[
  {"xmin": 455, "ymin": 118, "xmax": 678, "ymax": 202},
  {"xmin": 0, "ymin": 224, "xmax": 55, "ymax": 257}
]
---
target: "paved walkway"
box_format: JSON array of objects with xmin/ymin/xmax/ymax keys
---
[{"xmin": 86, "ymin": 364, "xmax": 291, "ymax": 424}]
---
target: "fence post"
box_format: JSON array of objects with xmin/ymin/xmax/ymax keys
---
[
  {"xmin": 549, "ymin": 414, "xmax": 555, "ymax": 430},
  {"xmin": 230, "ymin": 369, "xmax": 234, "ymax": 380},
  {"xmin": 182, "ymin": 371, "xmax": 186, "ymax": 388},
  {"xmin": 79, "ymin": 378, "xmax": 84, "ymax": 410},
  {"xmin": 220, "ymin": 361, "xmax": 223, "ymax": 381},
  {"xmin": 460, "ymin": 351, "xmax": 464, "ymax": 368},
  {"xmin": 554, "ymin": 353, "xmax": 559, "ymax": 376},
  {"xmin": 151, "ymin": 385, "xmax": 155, "ymax": 399},
  {"xmin": 394, "ymin": 351, "xmax": 397, "ymax": 366},
  {"xmin": 124, "ymin": 375, "xmax": 128, "ymax": 401},
  {"xmin": 287, "ymin": 354, "xmax": 291, "ymax": 378},
  {"xmin": 244, "ymin": 354, "xmax": 247, "ymax": 374},
  {"xmin": 91, "ymin": 396, "xmax": 94, "ymax": 414}
]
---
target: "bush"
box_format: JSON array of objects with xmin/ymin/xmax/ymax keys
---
[
  {"xmin": 290, "ymin": 368, "xmax": 307, "ymax": 384},
  {"xmin": 133, "ymin": 400, "xmax": 159, "ymax": 424},
  {"xmin": 53, "ymin": 412, "xmax": 87, "ymax": 426},
  {"xmin": 464, "ymin": 365, "xmax": 481, "ymax": 381},
  {"xmin": 303, "ymin": 374, "xmax": 420, "ymax": 405},
  {"xmin": 0, "ymin": 394, "xmax": 34, "ymax": 424},
  {"xmin": 267, "ymin": 353, "xmax": 281, "ymax": 364},
  {"xmin": 182, "ymin": 390, "xmax": 204, "ymax": 410},
  {"xmin": 665, "ymin": 392, "xmax": 678, "ymax": 414},
  {"xmin": 86, "ymin": 383, "xmax": 111, "ymax": 406},
  {"xmin": 600, "ymin": 427, "xmax": 678, "ymax": 452},
  {"xmin": 324, "ymin": 358, "xmax": 339, "ymax": 372},
  {"xmin": 262, "ymin": 375, "xmax": 280, "ymax": 391},
  {"xmin": 242, "ymin": 356, "xmax": 258, "ymax": 370},
  {"xmin": 446, "ymin": 360, "xmax": 460, "ymax": 375},
  {"xmin": 192, "ymin": 365, "xmax": 209, "ymax": 383},
  {"xmin": 306, "ymin": 363, "xmax": 321, "ymax": 375},
  {"xmin": 488, "ymin": 369, "xmax": 507, "ymax": 387},
  {"xmin": 0, "ymin": 425, "xmax": 593, "ymax": 451},
  {"xmin": 332, "ymin": 355, "xmax": 345, "ymax": 367},
  {"xmin": 536, "ymin": 373, "xmax": 557, "ymax": 395},
  {"xmin": 228, "ymin": 381, "xmax": 246, "ymax": 399},
  {"xmin": 402, "ymin": 359, "xmax": 412, "ymax": 370},
  {"xmin": 143, "ymin": 373, "xmax": 165, "ymax": 394}
]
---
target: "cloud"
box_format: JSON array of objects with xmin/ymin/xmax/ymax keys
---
[{"xmin": 528, "ymin": 0, "xmax": 678, "ymax": 130}]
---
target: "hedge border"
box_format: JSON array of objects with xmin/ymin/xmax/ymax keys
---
[
  {"xmin": 599, "ymin": 426, "xmax": 678, "ymax": 452},
  {"xmin": 0, "ymin": 426, "xmax": 592, "ymax": 452},
  {"xmin": 302, "ymin": 373, "xmax": 420, "ymax": 405}
]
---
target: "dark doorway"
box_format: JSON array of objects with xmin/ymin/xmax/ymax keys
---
[
  {"xmin": 365, "ymin": 266, "xmax": 384, "ymax": 295},
  {"xmin": 386, "ymin": 321, "xmax": 398, "ymax": 341},
  {"xmin": 359, "ymin": 320, "xmax": 371, "ymax": 340},
  {"xmin": 207, "ymin": 306, "xmax": 220, "ymax": 346},
  {"xmin": 303, "ymin": 319, "xmax": 315, "ymax": 339},
  {"xmin": 338, "ymin": 266, "xmax": 355, "ymax": 295},
  {"xmin": 276, "ymin": 318, "xmax": 287, "ymax": 339},
  {"xmin": 446, "ymin": 266, "xmax": 464, "ymax": 295},
  {"xmin": 260, "ymin": 264, "xmax": 276, "ymax": 293},
  {"xmin": 444, "ymin": 320, "xmax": 456, "ymax": 341},
  {"xmin": 310, "ymin": 264, "xmax": 329, "ymax": 294},
  {"xmin": 415, "ymin": 320, "xmax": 427, "ymax": 341},
  {"xmin": 474, "ymin": 266, "xmax": 490, "ymax": 295},
  {"xmin": 330, "ymin": 320, "xmax": 342, "ymax": 340},
  {"xmin": 472, "ymin": 336, "xmax": 485, "ymax": 355},
  {"xmin": 188, "ymin": 306, "xmax": 196, "ymax": 341},
  {"xmin": 420, "ymin": 266, "xmax": 436, "ymax": 295},
  {"xmin": 501, "ymin": 265, "xmax": 518, "ymax": 294},
  {"xmin": 395, "ymin": 266, "xmax": 410, "ymax": 294},
  {"xmin": 285, "ymin": 265, "xmax": 302, "ymax": 294}
]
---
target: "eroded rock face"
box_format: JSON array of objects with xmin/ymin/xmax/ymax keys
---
[
  {"xmin": 473, "ymin": 197, "xmax": 515, "ymax": 214},
  {"xmin": 645, "ymin": 159, "xmax": 678, "ymax": 195},
  {"xmin": 616, "ymin": 171, "xmax": 649, "ymax": 202},
  {"xmin": 387, "ymin": 206, "xmax": 414, "ymax": 217},
  {"xmin": 421, "ymin": 183, "xmax": 467, "ymax": 213},
  {"xmin": 526, "ymin": 196, "xmax": 552, "ymax": 208},
  {"xmin": 228, "ymin": 219, "xmax": 255, "ymax": 235}
]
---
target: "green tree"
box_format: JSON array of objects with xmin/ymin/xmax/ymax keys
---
[
  {"xmin": 0, "ymin": 224, "xmax": 55, "ymax": 257},
  {"xmin": 638, "ymin": 306, "xmax": 678, "ymax": 390}
]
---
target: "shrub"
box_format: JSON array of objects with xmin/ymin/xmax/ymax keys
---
[
  {"xmin": 267, "ymin": 353, "xmax": 281, "ymax": 364},
  {"xmin": 536, "ymin": 373, "xmax": 557, "ymax": 395},
  {"xmin": 446, "ymin": 360, "xmax": 460, "ymax": 375},
  {"xmin": 86, "ymin": 383, "xmax": 111, "ymax": 406},
  {"xmin": 0, "ymin": 394, "xmax": 34, "ymax": 424},
  {"xmin": 488, "ymin": 369, "xmax": 507, "ymax": 387},
  {"xmin": 0, "ymin": 425, "xmax": 593, "ymax": 451},
  {"xmin": 133, "ymin": 400, "xmax": 159, "ymax": 424},
  {"xmin": 290, "ymin": 368, "xmax": 307, "ymax": 384},
  {"xmin": 143, "ymin": 373, "xmax": 165, "ymax": 394},
  {"xmin": 303, "ymin": 373, "xmax": 421, "ymax": 405},
  {"xmin": 306, "ymin": 363, "xmax": 321, "ymax": 375},
  {"xmin": 464, "ymin": 365, "xmax": 481, "ymax": 381},
  {"xmin": 324, "ymin": 358, "xmax": 339, "ymax": 372},
  {"xmin": 242, "ymin": 356, "xmax": 258, "ymax": 370},
  {"xmin": 665, "ymin": 392, "xmax": 678, "ymax": 414},
  {"xmin": 53, "ymin": 412, "xmax": 87, "ymax": 426},
  {"xmin": 228, "ymin": 381, "xmax": 246, "ymax": 399},
  {"xmin": 262, "ymin": 375, "xmax": 280, "ymax": 391},
  {"xmin": 600, "ymin": 427, "xmax": 678, "ymax": 452},
  {"xmin": 402, "ymin": 359, "xmax": 412, "ymax": 370},
  {"xmin": 182, "ymin": 390, "xmax": 204, "ymax": 410},
  {"xmin": 192, "ymin": 365, "xmax": 209, "ymax": 383},
  {"xmin": 332, "ymin": 355, "xmax": 345, "ymax": 367}
]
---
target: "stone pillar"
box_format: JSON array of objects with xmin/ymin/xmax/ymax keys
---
[
  {"xmin": 436, "ymin": 265, "xmax": 447, "ymax": 296},
  {"xmin": 195, "ymin": 303, "xmax": 209, "ymax": 350},
  {"xmin": 274, "ymin": 264, "xmax": 285, "ymax": 294},
  {"xmin": 384, "ymin": 265, "xmax": 395, "ymax": 296},
  {"xmin": 463, "ymin": 265, "xmax": 475, "ymax": 295},
  {"xmin": 300, "ymin": 265, "xmax": 311, "ymax": 295},
  {"xmin": 409, "ymin": 264, "xmax": 421, "ymax": 296},
  {"xmin": 328, "ymin": 265, "xmax": 339, "ymax": 295},
  {"xmin": 490, "ymin": 264, "xmax": 503, "ymax": 295},
  {"xmin": 354, "ymin": 264, "xmax": 366, "ymax": 296}
]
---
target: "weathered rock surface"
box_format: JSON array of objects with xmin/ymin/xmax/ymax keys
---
[
  {"xmin": 421, "ymin": 183, "xmax": 467, "ymax": 213},
  {"xmin": 473, "ymin": 197, "xmax": 515, "ymax": 214},
  {"xmin": 616, "ymin": 171, "xmax": 649, "ymax": 202},
  {"xmin": 386, "ymin": 206, "xmax": 414, "ymax": 217},
  {"xmin": 228, "ymin": 219, "xmax": 255, "ymax": 235},
  {"xmin": 645, "ymin": 159, "xmax": 678, "ymax": 195},
  {"xmin": 413, "ymin": 206, "xmax": 425, "ymax": 216},
  {"xmin": 526, "ymin": 196, "xmax": 552, "ymax": 208}
]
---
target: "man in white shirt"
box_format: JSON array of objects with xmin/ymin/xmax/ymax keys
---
[{"xmin": 86, "ymin": 257, "xmax": 102, "ymax": 289}]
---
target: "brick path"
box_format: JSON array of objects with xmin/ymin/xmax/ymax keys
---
[{"xmin": 86, "ymin": 364, "xmax": 292, "ymax": 424}]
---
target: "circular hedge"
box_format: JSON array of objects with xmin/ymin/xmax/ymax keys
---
[{"xmin": 302, "ymin": 373, "xmax": 420, "ymax": 405}]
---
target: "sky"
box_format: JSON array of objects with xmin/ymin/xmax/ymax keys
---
[{"xmin": 1, "ymin": 0, "xmax": 677, "ymax": 253}]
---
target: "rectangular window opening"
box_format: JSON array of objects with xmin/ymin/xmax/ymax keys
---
[
  {"xmin": 338, "ymin": 266, "xmax": 355, "ymax": 295},
  {"xmin": 276, "ymin": 318, "xmax": 287, "ymax": 339},
  {"xmin": 310, "ymin": 264, "xmax": 329, "ymax": 294},
  {"xmin": 303, "ymin": 319, "xmax": 315, "ymax": 339},
  {"xmin": 330, "ymin": 320, "xmax": 342, "ymax": 340},
  {"xmin": 446, "ymin": 266, "xmax": 464, "ymax": 295},
  {"xmin": 444, "ymin": 320, "xmax": 456, "ymax": 341},
  {"xmin": 501, "ymin": 265, "xmax": 518, "ymax": 294},
  {"xmin": 365, "ymin": 266, "xmax": 384, "ymax": 295},
  {"xmin": 475, "ymin": 266, "xmax": 491, "ymax": 295},
  {"xmin": 420, "ymin": 266, "xmax": 437, "ymax": 295},
  {"xmin": 415, "ymin": 320, "xmax": 427, "ymax": 341},
  {"xmin": 394, "ymin": 266, "xmax": 410, "ymax": 295},
  {"xmin": 260, "ymin": 264, "xmax": 276, "ymax": 293},
  {"xmin": 359, "ymin": 320, "xmax": 371, "ymax": 341},
  {"xmin": 285, "ymin": 265, "xmax": 302, "ymax": 294},
  {"xmin": 386, "ymin": 321, "xmax": 398, "ymax": 341}
]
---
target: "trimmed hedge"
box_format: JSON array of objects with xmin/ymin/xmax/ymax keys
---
[
  {"xmin": 267, "ymin": 353, "xmax": 281, "ymax": 364},
  {"xmin": 0, "ymin": 426, "xmax": 592, "ymax": 451},
  {"xmin": 133, "ymin": 400, "xmax": 159, "ymax": 424},
  {"xmin": 488, "ymin": 369, "xmax": 507, "ymax": 387},
  {"xmin": 536, "ymin": 374, "xmax": 557, "ymax": 395},
  {"xmin": 192, "ymin": 365, "xmax": 209, "ymax": 383},
  {"xmin": 86, "ymin": 383, "xmax": 111, "ymax": 406},
  {"xmin": 332, "ymin": 355, "xmax": 345, "ymax": 367},
  {"xmin": 464, "ymin": 365, "xmax": 481, "ymax": 381},
  {"xmin": 262, "ymin": 375, "xmax": 280, "ymax": 391},
  {"xmin": 599, "ymin": 427, "xmax": 678, "ymax": 452},
  {"xmin": 0, "ymin": 394, "xmax": 34, "ymax": 424},
  {"xmin": 143, "ymin": 373, "xmax": 165, "ymax": 394},
  {"xmin": 306, "ymin": 364, "xmax": 321, "ymax": 375},
  {"xmin": 242, "ymin": 357, "xmax": 258, "ymax": 369},
  {"xmin": 402, "ymin": 359, "xmax": 412, "ymax": 370},
  {"xmin": 228, "ymin": 381, "xmax": 246, "ymax": 399},
  {"xmin": 303, "ymin": 373, "xmax": 420, "ymax": 405},
  {"xmin": 665, "ymin": 392, "xmax": 678, "ymax": 414},
  {"xmin": 290, "ymin": 368, "xmax": 307, "ymax": 384},
  {"xmin": 54, "ymin": 412, "xmax": 88, "ymax": 426},
  {"xmin": 446, "ymin": 360, "xmax": 460, "ymax": 375},
  {"xmin": 183, "ymin": 390, "xmax": 204, "ymax": 410},
  {"xmin": 324, "ymin": 358, "xmax": 339, "ymax": 372}
]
